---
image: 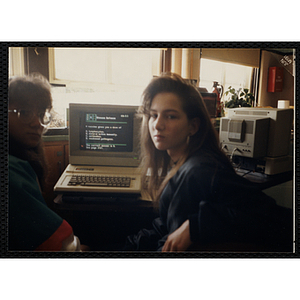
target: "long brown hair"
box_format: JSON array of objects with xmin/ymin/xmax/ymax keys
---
[
  {"xmin": 139, "ymin": 73, "xmax": 232, "ymax": 202},
  {"xmin": 8, "ymin": 73, "xmax": 53, "ymax": 189}
]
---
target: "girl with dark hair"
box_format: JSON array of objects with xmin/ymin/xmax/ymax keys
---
[
  {"xmin": 8, "ymin": 73, "xmax": 81, "ymax": 251},
  {"xmin": 125, "ymin": 73, "xmax": 292, "ymax": 252}
]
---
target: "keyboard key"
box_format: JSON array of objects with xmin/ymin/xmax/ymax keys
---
[{"xmin": 81, "ymin": 182, "xmax": 108, "ymax": 186}]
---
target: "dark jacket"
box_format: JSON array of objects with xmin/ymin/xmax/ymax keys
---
[{"xmin": 126, "ymin": 150, "xmax": 293, "ymax": 252}]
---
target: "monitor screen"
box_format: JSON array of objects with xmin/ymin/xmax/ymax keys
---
[
  {"xmin": 69, "ymin": 103, "xmax": 141, "ymax": 167},
  {"xmin": 80, "ymin": 110, "xmax": 134, "ymax": 152}
]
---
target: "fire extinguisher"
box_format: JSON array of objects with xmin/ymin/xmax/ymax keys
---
[{"xmin": 212, "ymin": 81, "xmax": 223, "ymax": 117}]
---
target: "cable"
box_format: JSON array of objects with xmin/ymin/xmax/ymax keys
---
[
  {"xmin": 240, "ymin": 170, "xmax": 253, "ymax": 177},
  {"xmin": 230, "ymin": 147, "xmax": 241, "ymax": 162},
  {"xmin": 230, "ymin": 147, "xmax": 242, "ymax": 169}
]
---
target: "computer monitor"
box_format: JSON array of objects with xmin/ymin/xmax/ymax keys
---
[
  {"xmin": 68, "ymin": 103, "xmax": 141, "ymax": 167},
  {"xmin": 220, "ymin": 107, "xmax": 293, "ymax": 158},
  {"xmin": 220, "ymin": 115, "xmax": 270, "ymax": 158},
  {"xmin": 219, "ymin": 107, "xmax": 293, "ymax": 175}
]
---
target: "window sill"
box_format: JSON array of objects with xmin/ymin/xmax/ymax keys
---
[{"xmin": 43, "ymin": 127, "xmax": 69, "ymax": 142}]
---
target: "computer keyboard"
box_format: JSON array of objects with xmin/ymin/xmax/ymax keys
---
[{"xmin": 67, "ymin": 175, "xmax": 131, "ymax": 188}]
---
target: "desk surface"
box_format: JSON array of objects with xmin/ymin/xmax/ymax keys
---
[
  {"xmin": 54, "ymin": 193, "xmax": 154, "ymax": 212},
  {"xmin": 235, "ymin": 169, "xmax": 293, "ymax": 190},
  {"xmin": 54, "ymin": 169, "xmax": 292, "ymax": 211}
]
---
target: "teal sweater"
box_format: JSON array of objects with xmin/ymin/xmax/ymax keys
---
[{"xmin": 9, "ymin": 155, "xmax": 71, "ymax": 251}]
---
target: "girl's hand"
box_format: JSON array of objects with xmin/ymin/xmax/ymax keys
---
[{"xmin": 162, "ymin": 219, "xmax": 192, "ymax": 252}]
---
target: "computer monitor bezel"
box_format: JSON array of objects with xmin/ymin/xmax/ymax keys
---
[{"xmin": 68, "ymin": 103, "xmax": 141, "ymax": 167}]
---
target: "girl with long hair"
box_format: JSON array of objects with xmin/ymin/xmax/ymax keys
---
[{"xmin": 125, "ymin": 73, "xmax": 292, "ymax": 252}]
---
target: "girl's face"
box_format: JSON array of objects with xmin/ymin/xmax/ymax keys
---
[
  {"xmin": 9, "ymin": 103, "xmax": 45, "ymax": 149},
  {"xmin": 148, "ymin": 92, "xmax": 199, "ymax": 162}
]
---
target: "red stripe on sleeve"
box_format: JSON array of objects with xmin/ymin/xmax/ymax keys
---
[{"xmin": 35, "ymin": 220, "xmax": 73, "ymax": 251}]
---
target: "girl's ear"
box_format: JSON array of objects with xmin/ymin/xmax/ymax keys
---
[{"xmin": 189, "ymin": 117, "xmax": 200, "ymax": 136}]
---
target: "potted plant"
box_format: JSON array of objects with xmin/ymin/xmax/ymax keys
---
[{"xmin": 223, "ymin": 86, "xmax": 254, "ymax": 108}]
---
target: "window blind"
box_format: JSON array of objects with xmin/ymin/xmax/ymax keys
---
[{"xmin": 201, "ymin": 48, "xmax": 261, "ymax": 68}]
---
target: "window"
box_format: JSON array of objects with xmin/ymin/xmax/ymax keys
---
[
  {"xmin": 8, "ymin": 47, "xmax": 25, "ymax": 77},
  {"xmin": 199, "ymin": 58, "xmax": 253, "ymax": 102},
  {"xmin": 8, "ymin": 47, "xmax": 256, "ymax": 128},
  {"xmin": 49, "ymin": 48, "xmax": 162, "ymax": 128}
]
